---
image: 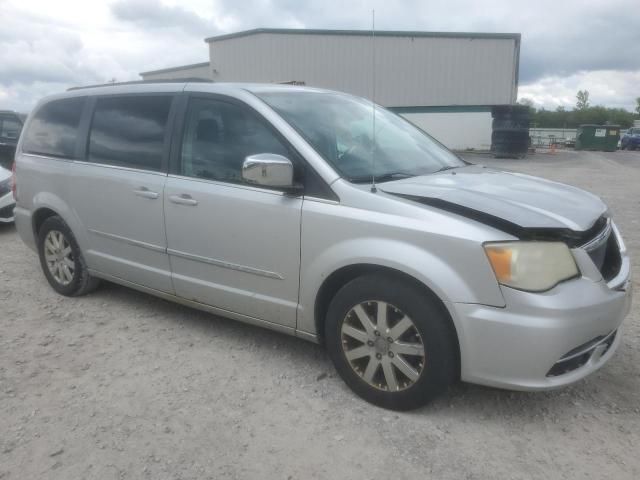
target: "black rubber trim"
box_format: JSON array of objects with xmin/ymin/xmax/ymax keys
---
[{"xmin": 387, "ymin": 192, "xmax": 606, "ymax": 247}]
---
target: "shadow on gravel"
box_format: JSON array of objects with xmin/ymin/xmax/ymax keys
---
[
  {"xmin": 80, "ymin": 279, "xmax": 634, "ymax": 418},
  {"xmin": 0, "ymin": 223, "xmax": 16, "ymax": 237},
  {"xmin": 93, "ymin": 279, "xmax": 327, "ymax": 363}
]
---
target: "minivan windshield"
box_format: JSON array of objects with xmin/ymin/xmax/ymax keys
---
[{"xmin": 256, "ymin": 91, "xmax": 465, "ymax": 183}]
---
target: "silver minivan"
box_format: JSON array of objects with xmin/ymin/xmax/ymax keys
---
[{"xmin": 13, "ymin": 82, "xmax": 632, "ymax": 410}]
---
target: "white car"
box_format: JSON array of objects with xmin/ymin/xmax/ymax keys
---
[{"xmin": 0, "ymin": 165, "xmax": 15, "ymax": 223}]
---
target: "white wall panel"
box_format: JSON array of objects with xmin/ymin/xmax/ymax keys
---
[
  {"xmin": 401, "ymin": 111, "xmax": 493, "ymax": 150},
  {"xmin": 208, "ymin": 33, "xmax": 518, "ymax": 107}
]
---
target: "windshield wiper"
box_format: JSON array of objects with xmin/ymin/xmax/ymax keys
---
[{"xmin": 349, "ymin": 172, "xmax": 415, "ymax": 184}]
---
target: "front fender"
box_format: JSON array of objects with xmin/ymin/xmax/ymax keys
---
[{"xmin": 297, "ymin": 236, "xmax": 505, "ymax": 336}]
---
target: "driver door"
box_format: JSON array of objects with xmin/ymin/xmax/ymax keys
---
[{"xmin": 164, "ymin": 95, "xmax": 303, "ymax": 328}]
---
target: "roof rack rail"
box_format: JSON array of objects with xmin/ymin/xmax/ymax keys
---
[{"xmin": 67, "ymin": 78, "xmax": 213, "ymax": 91}]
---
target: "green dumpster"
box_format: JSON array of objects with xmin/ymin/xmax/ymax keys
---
[{"xmin": 575, "ymin": 124, "xmax": 620, "ymax": 152}]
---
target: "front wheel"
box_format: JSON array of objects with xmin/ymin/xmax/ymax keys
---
[
  {"xmin": 325, "ymin": 274, "xmax": 457, "ymax": 410},
  {"xmin": 37, "ymin": 216, "xmax": 100, "ymax": 296}
]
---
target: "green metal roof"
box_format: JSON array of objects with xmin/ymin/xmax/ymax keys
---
[{"xmin": 205, "ymin": 28, "xmax": 520, "ymax": 43}]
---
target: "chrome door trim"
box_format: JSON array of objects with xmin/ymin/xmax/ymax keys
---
[
  {"xmin": 88, "ymin": 229, "xmax": 166, "ymax": 253},
  {"xmin": 167, "ymin": 174, "xmax": 287, "ymax": 197},
  {"xmin": 303, "ymin": 196, "xmax": 340, "ymax": 205},
  {"xmin": 72, "ymin": 159, "xmax": 168, "ymax": 177},
  {"xmin": 167, "ymin": 248, "xmax": 284, "ymax": 280},
  {"xmin": 21, "ymin": 152, "xmax": 74, "ymax": 163}
]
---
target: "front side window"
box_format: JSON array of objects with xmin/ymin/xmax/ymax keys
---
[
  {"xmin": 22, "ymin": 97, "xmax": 85, "ymax": 158},
  {"xmin": 180, "ymin": 97, "xmax": 291, "ymax": 184},
  {"xmin": 256, "ymin": 91, "xmax": 465, "ymax": 183},
  {"xmin": 88, "ymin": 95, "xmax": 172, "ymax": 171}
]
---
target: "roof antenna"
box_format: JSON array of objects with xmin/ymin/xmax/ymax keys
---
[
  {"xmin": 370, "ymin": 9, "xmax": 377, "ymax": 193},
  {"xmin": 371, "ymin": 8, "xmax": 378, "ymax": 193}
]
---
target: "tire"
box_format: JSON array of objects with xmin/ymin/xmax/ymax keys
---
[
  {"xmin": 325, "ymin": 274, "xmax": 457, "ymax": 410},
  {"xmin": 492, "ymin": 118, "xmax": 529, "ymax": 130},
  {"xmin": 37, "ymin": 215, "xmax": 100, "ymax": 296}
]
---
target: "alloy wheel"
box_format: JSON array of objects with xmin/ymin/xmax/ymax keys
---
[
  {"xmin": 340, "ymin": 300, "xmax": 426, "ymax": 391},
  {"xmin": 44, "ymin": 230, "xmax": 75, "ymax": 286}
]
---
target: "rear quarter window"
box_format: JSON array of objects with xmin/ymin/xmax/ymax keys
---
[{"xmin": 22, "ymin": 97, "xmax": 86, "ymax": 158}]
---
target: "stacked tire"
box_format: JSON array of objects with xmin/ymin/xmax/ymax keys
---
[{"xmin": 491, "ymin": 105, "xmax": 530, "ymax": 159}]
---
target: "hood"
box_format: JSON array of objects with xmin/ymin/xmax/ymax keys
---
[{"xmin": 380, "ymin": 165, "xmax": 607, "ymax": 242}]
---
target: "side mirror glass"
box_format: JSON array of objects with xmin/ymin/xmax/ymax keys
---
[{"xmin": 242, "ymin": 153, "xmax": 299, "ymax": 191}]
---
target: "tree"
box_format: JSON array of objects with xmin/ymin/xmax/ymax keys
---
[
  {"xmin": 518, "ymin": 98, "xmax": 534, "ymax": 108},
  {"xmin": 576, "ymin": 90, "xmax": 590, "ymax": 110},
  {"xmin": 529, "ymin": 105, "xmax": 635, "ymax": 129},
  {"xmin": 636, "ymin": 97, "xmax": 640, "ymax": 116}
]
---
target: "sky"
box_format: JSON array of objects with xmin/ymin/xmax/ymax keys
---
[{"xmin": 1, "ymin": 0, "xmax": 639, "ymax": 113}]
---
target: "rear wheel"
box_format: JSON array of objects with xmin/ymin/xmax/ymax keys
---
[
  {"xmin": 37, "ymin": 216, "xmax": 100, "ymax": 296},
  {"xmin": 325, "ymin": 274, "xmax": 457, "ymax": 410}
]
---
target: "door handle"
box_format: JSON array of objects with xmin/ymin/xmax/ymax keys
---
[
  {"xmin": 134, "ymin": 187, "xmax": 159, "ymax": 199},
  {"xmin": 169, "ymin": 194, "xmax": 198, "ymax": 206}
]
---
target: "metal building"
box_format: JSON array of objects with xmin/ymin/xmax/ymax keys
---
[
  {"xmin": 139, "ymin": 62, "xmax": 211, "ymax": 81},
  {"xmin": 140, "ymin": 28, "xmax": 521, "ymax": 150}
]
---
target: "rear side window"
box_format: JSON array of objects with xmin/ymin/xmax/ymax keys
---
[
  {"xmin": 88, "ymin": 95, "xmax": 172, "ymax": 171},
  {"xmin": 22, "ymin": 97, "xmax": 85, "ymax": 158}
]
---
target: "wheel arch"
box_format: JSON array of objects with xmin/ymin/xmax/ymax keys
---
[
  {"xmin": 313, "ymin": 263, "xmax": 461, "ymax": 376},
  {"xmin": 32, "ymin": 206, "xmax": 59, "ymax": 237},
  {"xmin": 30, "ymin": 193, "xmax": 87, "ymax": 250}
]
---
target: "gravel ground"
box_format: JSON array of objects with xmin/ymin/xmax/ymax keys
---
[{"xmin": 0, "ymin": 150, "xmax": 638, "ymax": 479}]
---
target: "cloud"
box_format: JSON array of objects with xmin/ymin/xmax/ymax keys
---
[
  {"xmin": 1, "ymin": 0, "xmax": 639, "ymax": 113},
  {"xmin": 519, "ymin": 70, "xmax": 640, "ymax": 111},
  {"xmin": 111, "ymin": 0, "xmax": 215, "ymax": 37},
  {"xmin": 0, "ymin": 10, "xmax": 103, "ymax": 87},
  {"xmin": 518, "ymin": 5, "xmax": 640, "ymax": 82}
]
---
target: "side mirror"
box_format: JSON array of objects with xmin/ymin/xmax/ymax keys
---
[{"xmin": 242, "ymin": 154, "xmax": 301, "ymax": 193}]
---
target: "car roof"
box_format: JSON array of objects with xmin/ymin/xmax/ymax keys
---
[{"xmin": 40, "ymin": 82, "xmax": 337, "ymax": 105}]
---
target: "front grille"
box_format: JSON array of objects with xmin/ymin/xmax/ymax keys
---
[
  {"xmin": 581, "ymin": 219, "xmax": 621, "ymax": 281},
  {"xmin": 547, "ymin": 330, "xmax": 617, "ymax": 377}
]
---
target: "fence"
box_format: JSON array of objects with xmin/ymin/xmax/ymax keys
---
[{"xmin": 529, "ymin": 128, "xmax": 577, "ymax": 149}]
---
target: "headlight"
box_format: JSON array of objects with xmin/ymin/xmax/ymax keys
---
[{"xmin": 484, "ymin": 241, "xmax": 579, "ymax": 292}]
